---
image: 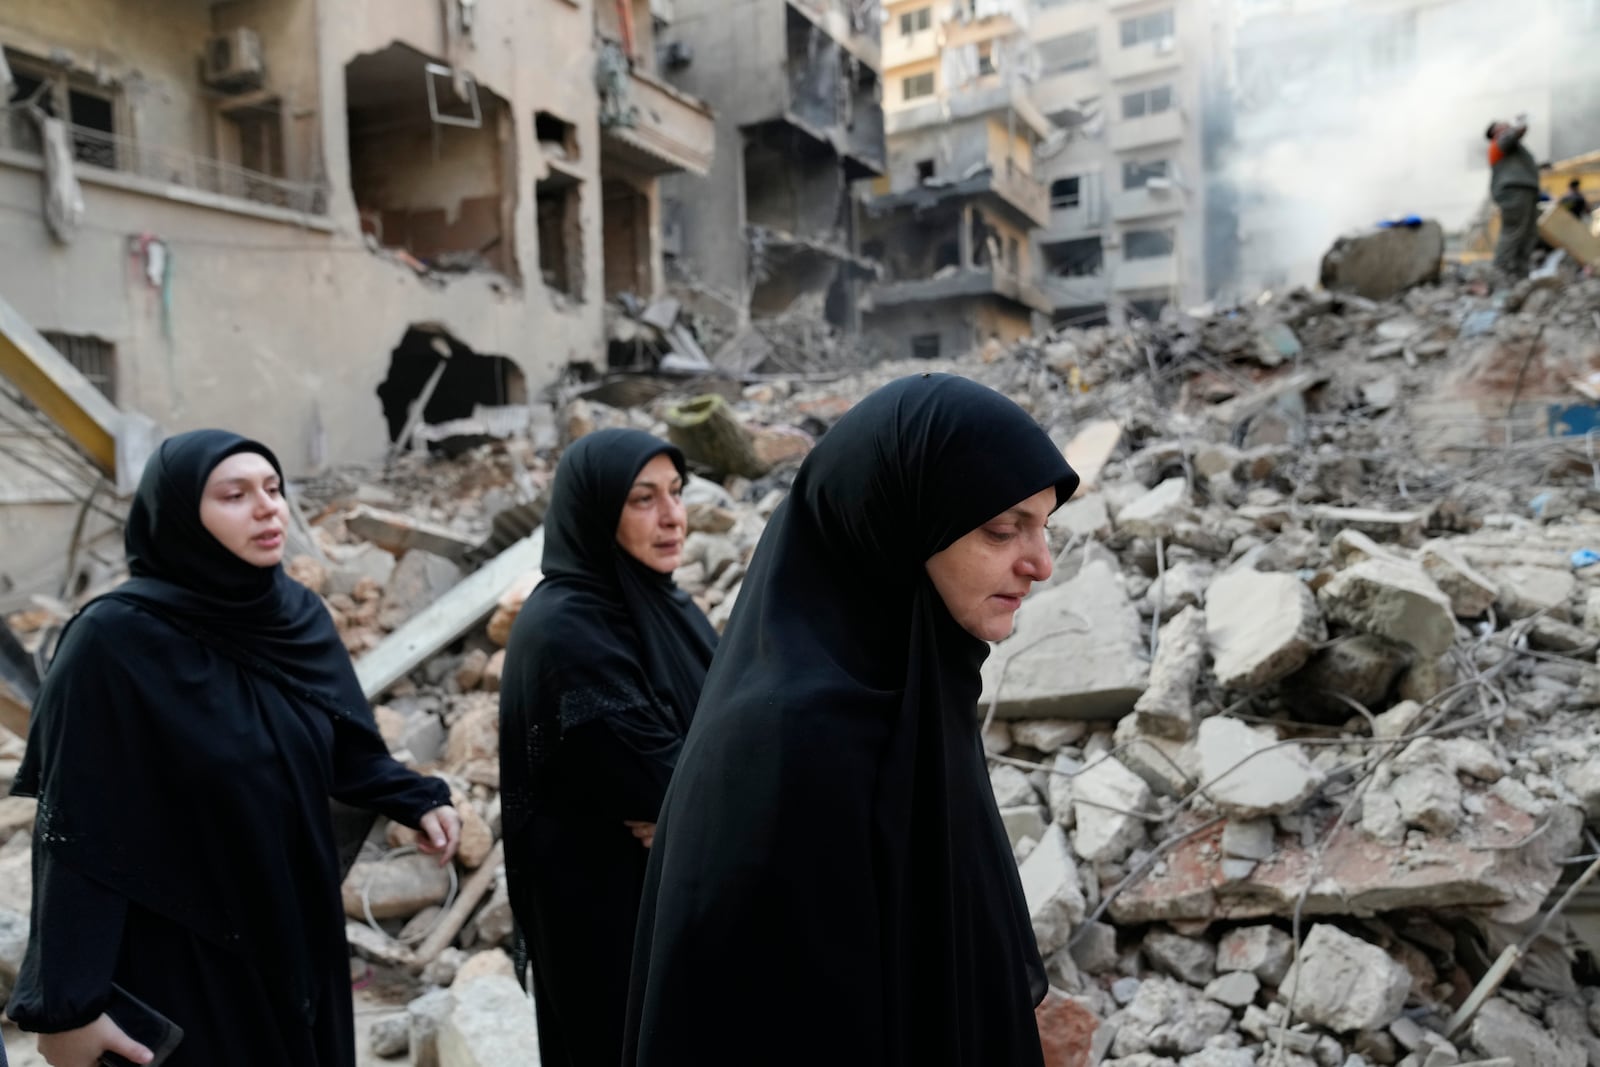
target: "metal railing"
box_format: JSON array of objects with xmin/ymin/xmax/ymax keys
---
[{"xmin": 0, "ymin": 112, "xmax": 327, "ymax": 215}]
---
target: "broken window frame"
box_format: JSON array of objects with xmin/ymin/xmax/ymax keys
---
[
  {"xmin": 1121, "ymin": 85, "xmax": 1174, "ymax": 120},
  {"xmin": 1123, "ymin": 228, "xmax": 1175, "ymax": 260},
  {"xmin": 2, "ymin": 49, "xmax": 124, "ymax": 169},
  {"xmin": 902, "ymin": 72, "xmax": 935, "ymax": 102},
  {"xmin": 915, "ymin": 158, "xmax": 937, "ymax": 181},
  {"xmin": 1119, "ymin": 8, "xmax": 1176, "ymax": 48},
  {"xmin": 977, "ymin": 43, "xmax": 997, "ymax": 77},
  {"xmin": 423, "ymin": 62, "xmax": 484, "ymax": 129},
  {"xmin": 1050, "ymin": 176, "xmax": 1082, "ymax": 210},
  {"xmin": 1121, "ymin": 158, "xmax": 1169, "ymax": 190}
]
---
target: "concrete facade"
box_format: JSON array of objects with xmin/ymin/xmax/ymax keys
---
[
  {"xmin": 1221, "ymin": 0, "xmax": 1600, "ymax": 297},
  {"xmin": 0, "ymin": 0, "xmax": 713, "ymax": 602},
  {"xmin": 868, "ymin": 0, "xmax": 1051, "ymax": 361},
  {"xmin": 653, "ymin": 0, "xmax": 885, "ymax": 338},
  {"xmin": 1026, "ymin": 0, "xmax": 1231, "ymax": 325}
]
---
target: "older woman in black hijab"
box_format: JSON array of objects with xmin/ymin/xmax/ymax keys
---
[
  {"xmin": 499, "ymin": 428, "xmax": 717, "ymax": 1067},
  {"xmin": 8, "ymin": 430, "xmax": 459, "ymax": 1067},
  {"xmin": 625, "ymin": 374, "xmax": 1079, "ymax": 1066}
]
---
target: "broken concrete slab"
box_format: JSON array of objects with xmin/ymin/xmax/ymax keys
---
[
  {"xmin": 1217, "ymin": 924, "xmax": 1294, "ymax": 986},
  {"xmin": 347, "ymin": 505, "xmax": 479, "ymax": 561},
  {"xmin": 1203, "ymin": 970, "xmax": 1260, "ymax": 1009},
  {"xmin": 1116, "ymin": 478, "xmax": 1194, "ymax": 540},
  {"xmin": 342, "ymin": 851, "xmax": 452, "ymax": 921},
  {"xmin": 1388, "ymin": 764, "xmax": 1462, "ymax": 835},
  {"xmin": 1206, "ymin": 569, "xmax": 1325, "ymax": 690},
  {"xmin": 1108, "ymin": 797, "xmax": 1576, "ymax": 926},
  {"xmin": 1144, "ymin": 927, "xmax": 1217, "ymax": 985},
  {"xmin": 1020, "ymin": 824, "xmax": 1088, "ymax": 956},
  {"xmin": 1318, "ymin": 558, "xmax": 1457, "ymax": 658},
  {"xmin": 1071, "ymin": 922, "xmax": 1120, "ymax": 975},
  {"xmin": 1011, "ymin": 719, "xmax": 1088, "ymax": 753},
  {"xmin": 1221, "ymin": 818, "xmax": 1276, "ymax": 862},
  {"xmin": 1140, "ymin": 561, "xmax": 1210, "ymax": 624},
  {"xmin": 1329, "ymin": 528, "xmax": 1406, "ymax": 569},
  {"xmin": 1113, "ymin": 716, "xmax": 1198, "ymax": 799},
  {"xmin": 1108, "ymin": 976, "xmax": 1234, "ymax": 1059},
  {"xmin": 1563, "ymin": 758, "xmax": 1600, "ymax": 820},
  {"xmin": 1312, "ymin": 506, "xmax": 1428, "ymax": 547},
  {"xmin": 1072, "ymin": 755, "xmax": 1153, "ymax": 864},
  {"xmin": 325, "ymin": 542, "xmax": 399, "ymax": 597},
  {"xmin": 1198, "ymin": 717, "xmax": 1323, "ymax": 819},
  {"xmin": 1001, "ymin": 805, "xmax": 1049, "ymax": 849},
  {"xmin": 1318, "ymin": 219, "xmax": 1445, "ymax": 301},
  {"xmin": 1064, "ymin": 419, "xmax": 1123, "ymax": 499},
  {"xmin": 981, "ymin": 559, "xmax": 1148, "ymax": 721},
  {"xmin": 436, "ymin": 973, "xmax": 540, "ymax": 1067},
  {"xmin": 356, "ymin": 530, "xmax": 544, "ymax": 699},
  {"xmin": 1131, "ymin": 607, "xmax": 1207, "ymax": 740},
  {"xmin": 991, "ymin": 763, "xmax": 1040, "ymax": 808},
  {"xmin": 1419, "ymin": 540, "xmax": 1498, "ymax": 618},
  {"xmin": 1283, "ymin": 923, "xmax": 1411, "ymax": 1033},
  {"xmin": 1286, "ymin": 634, "xmax": 1410, "ymax": 720},
  {"xmin": 1056, "ymin": 493, "xmax": 1112, "ymax": 541}
]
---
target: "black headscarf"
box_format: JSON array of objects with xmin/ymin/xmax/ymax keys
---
[
  {"xmin": 500, "ymin": 428, "xmax": 718, "ymax": 830},
  {"xmin": 625, "ymin": 374, "xmax": 1079, "ymax": 1067},
  {"xmin": 14, "ymin": 430, "xmax": 405, "ymax": 1022}
]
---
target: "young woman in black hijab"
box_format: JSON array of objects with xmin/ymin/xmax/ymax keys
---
[
  {"xmin": 8, "ymin": 430, "xmax": 460, "ymax": 1067},
  {"xmin": 499, "ymin": 428, "xmax": 717, "ymax": 1067},
  {"xmin": 624, "ymin": 374, "xmax": 1079, "ymax": 1067}
]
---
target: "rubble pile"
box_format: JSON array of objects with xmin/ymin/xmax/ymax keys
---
[{"xmin": 5, "ymin": 264, "xmax": 1600, "ymax": 1064}]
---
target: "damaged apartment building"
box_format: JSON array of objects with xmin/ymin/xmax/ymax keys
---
[
  {"xmin": 865, "ymin": 0, "xmax": 1053, "ymax": 362},
  {"xmin": 651, "ymin": 0, "xmax": 886, "ymax": 349},
  {"xmin": 0, "ymin": 0, "xmax": 715, "ymax": 603}
]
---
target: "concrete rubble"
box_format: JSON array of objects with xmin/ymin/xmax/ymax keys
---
[{"xmin": 5, "ymin": 264, "xmax": 1600, "ymax": 1062}]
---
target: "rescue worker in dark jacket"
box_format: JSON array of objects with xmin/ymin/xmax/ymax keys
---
[{"xmin": 1485, "ymin": 116, "xmax": 1541, "ymax": 279}]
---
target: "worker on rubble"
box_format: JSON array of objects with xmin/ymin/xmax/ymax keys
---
[
  {"xmin": 1560, "ymin": 178, "xmax": 1591, "ymax": 222},
  {"xmin": 624, "ymin": 374, "xmax": 1079, "ymax": 1067},
  {"xmin": 499, "ymin": 429, "xmax": 716, "ymax": 1067},
  {"xmin": 1485, "ymin": 116, "xmax": 1542, "ymax": 280},
  {"xmin": 8, "ymin": 430, "xmax": 461, "ymax": 1067}
]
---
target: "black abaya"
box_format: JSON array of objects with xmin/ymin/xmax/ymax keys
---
[
  {"xmin": 499, "ymin": 429, "xmax": 716, "ymax": 1067},
  {"xmin": 7, "ymin": 431, "xmax": 450, "ymax": 1066},
  {"xmin": 625, "ymin": 374, "xmax": 1079, "ymax": 1067}
]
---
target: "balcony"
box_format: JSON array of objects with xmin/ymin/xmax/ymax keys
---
[
  {"xmin": 1113, "ymin": 254, "xmax": 1178, "ymax": 291},
  {"xmin": 1042, "ymin": 273, "xmax": 1112, "ymax": 309},
  {"xmin": 600, "ymin": 68, "xmax": 716, "ymax": 176},
  {"xmin": 1110, "ymin": 108, "xmax": 1186, "ymax": 152},
  {"xmin": 1112, "ymin": 184, "xmax": 1186, "ymax": 222},
  {"xmin": 786, "ymin": 0, "xmax": 882, "ymax": 71},
  {"xmin": 867, "ymin": 264, "xmax": 1051, "ymax": 314},
  {"xmin": 883, "ymin": 27, "xmax": 939, "ymax": 69},
  {"xmin": 864, "ymin": 160, "xmax": 1050, "ymax": 229},
  {"xmin": 1107, "ymin": 39, "xmax": 1184, "ymax": 82},
  {"xmin": 1039, "ymin": 205, "xmax": 1106, "ymax": 243}
]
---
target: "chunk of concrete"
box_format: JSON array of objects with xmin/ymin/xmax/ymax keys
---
[
  {"xmin": 1287, "ymin": 635, "xmax": 1409, "ymax": 720},
  {"xmin": 1144, "ymin": 927, "xmax": 1217, "ymax": 985},
  {"xmin": 1117, "ymin": 478, "xmax": 1194, "ymax": 540},
  {"xmin": 1141, "ymin": 562, "xmax": 1211, "ymax": 624},
  {"xmin": 1206, "ymin": 570, "xmax": 1326, "ymax": 690},
  {"xmin": 369, "ymin": 1012, "xmax": 411, "ymax": 1058},
  {"xmin": 342, "ymin": 852, "xmax": 452, "ymax": 921},
  {"xmin": 1020, "ymin": 824, "xmax": 1088, "ymax": 956},
  {"xmin": 1109, "ymin": 977, "xmax": 1234, "ymax": 1058},
  {"xmin": 1063, "ymin": 419, "xmax": 1123, "ymax": 498},
  {"xmin": 1047, "ymin": 751, "xmax": 1079, "ymax": 828},
  {"xmin": 1011, "ymin": 719, "xmax": 1088, "ymax": 753},
  {"xmin": 1057, "ymin": 494, "xmax": 1112, "ymax": 541},
  {"xmin": 1071, "ymin": 921, "xmax": 1120, "ymax": 975},
  {"xmin": 1468, "ymin": 998, "xmax": 1586, "ymax": 1067},
  {"xmin": 436, "ymin": 974, "xmax": 540, "ymax": 1067},
  {"xmin": 1203, "ymin": 971, "xmax": 1260, "ymax": 1009},
  {"xmin": 1072, "ymin": 756, "xmax": 1153, "ymax": 864},
  {"xmin": 1221, "ymin": 818, "xmax": 1276, "ymax": 862},
  {"xmin": 1217, "ymin": 925, "xmax": 1294, "ymax": 986},
  {"xmin": 1114, "ymin": 716, "xmax": 1199, "ymax": 799},
  {"xmin": 326, "ymin": 542, "xmax": 399, "ymax": 597},
  {"xmin": 378, "ymin": 550, "xmax": 466, "ymax": 631},
  {"xmin": 1319, "ymin": 219, "xmax": 1445, "ymax": 301},
  {"xmin": 1282, "ymin": 924, "xmax": 1411, "ymax": 1033},
  {"xmin": 1489, "ymin": 564, "xmax": 1576, "ymax": 621},
  {"xmin": 1035, "ymin": 991, "xmax": 1103, "ymax": 1067},
  {"xmin": 1564, "ymin": 758, "xmax": 1600, "ymax": 820},
  {"xmin": 1132, "ymin": 607, "xmax": 1208, "ymax": 740},
  {"xmin": 1330, "ymin": 529, "xmax": 1404, "ymax": 569},
  {"xmin": 1318, "ymin": 558, "xmax": 1457, "ymax": 657},
  {"xmin": 1001, "ymin": 805, "xmax": 1049, "ymax": 849},
  {"xmin": 1389, "ymin": 764, "xmax": 1462, "ymax": 835},
  {"xmin": 1312, "ymin": 506, "xmax": 1428, "ymax": 547},
  {"xmin": 992, "ymin": 764, "xmax": 1040, "ymax": 808},
  {"xmin": 1198, "ymin": 718, "xmax": 1322, "ymax": 819},
  {"xmin": 407, "ymin": 988, "xmax": 455, "ymax": 1067},
  {"xmin": 981, "ymin": 560, "xmax": 1149, "ymax": 720},
  {"xmin": 1419, "ymin": 540, "xmax": 1498, "ymax": 618}
]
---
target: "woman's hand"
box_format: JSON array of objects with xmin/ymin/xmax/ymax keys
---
[
  {"xmin": 416, "ymin": 805, "xmax": 462, "ymax": 866},
  {"xmin": 37, "ymin": 1013, "xmax": 152, "ymax": 1067},
  {"xmin": 624, "ymin": 820, "xmax": 656, "ymax": 849}
]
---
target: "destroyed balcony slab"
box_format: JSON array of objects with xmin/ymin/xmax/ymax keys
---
[
  {"xmin": 599, "ymin": 67, "xmax": 715, "ymax": 177},
  {"xmin": 1108, "ymin": 798, "xmax": 1575, "ymax": 925},
  {"xmin": 980, "ymin": 559, "xmax": 1148, "ymax": 720},
  {"xmin": 866, "ymin": 266, "xmax": 1052, "ymax": 315},
  {"xmin": 1318, "ymin": 558, "xmax": 1456, "ymax": 658},
  {"xmin": 1197, "ymin": 718, "xmax": 1322, "ymax": 819}
]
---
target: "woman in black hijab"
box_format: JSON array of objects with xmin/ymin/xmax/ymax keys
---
[
  {"xmin": 499, "ymin": 429, "xmax": 717, "ymax": 1067},
  {"xmin": 8, "ymin": 430, "xmax": 459, "ymax": 1067},
  {"xmin": 625, "ymin": 374, "xmax": 1079, "ymax": 1066}
]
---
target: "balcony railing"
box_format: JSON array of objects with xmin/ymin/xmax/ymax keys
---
[
  {"xmin": 1113, "ymin": 253, "xmax": 1178, "ymax": 291},
  {"xmin": 0, "ymin": 115, "xmax": 327, "ymax": 214},
  {"xmin": 1109, "ymin": 108, "xmax": 1186, "ymax": 152}
]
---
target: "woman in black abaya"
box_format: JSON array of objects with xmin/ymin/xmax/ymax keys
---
[
  {"xmin": 499, "ymin": 429, "xmax": 716, "ymax": 1067},
  {"xmin": 625, "ymin": 373, "xmax": 1079, "ymax": 1066},
  {"xmin": 8, "ymin": 430, "xmax": 459, "ymax": 1067}
]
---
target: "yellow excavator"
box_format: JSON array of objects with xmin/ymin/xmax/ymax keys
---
[{"xmin": 1453, "ymin": 149, "xmax": 1600, "ymax": 265}]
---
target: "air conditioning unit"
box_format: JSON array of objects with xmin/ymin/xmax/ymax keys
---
[{"xmin": 203, "ymin": 28, "xmax": 265, "ymax": 92}]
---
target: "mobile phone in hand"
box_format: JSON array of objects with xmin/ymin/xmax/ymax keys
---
[{"xmin": 99, "ymin": 984, "xmax": 184, "ymax": 1067}]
